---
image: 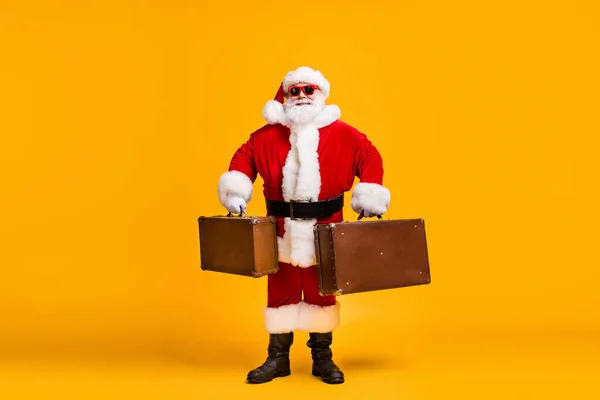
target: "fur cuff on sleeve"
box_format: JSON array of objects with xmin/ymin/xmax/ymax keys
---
[
  {"xmin": 350, "ymin": 182, "xmax": 391, "ymax": 216},
  {"xmin": 218, "ymin": 170, "xmax": 253, "ymax": 205}
]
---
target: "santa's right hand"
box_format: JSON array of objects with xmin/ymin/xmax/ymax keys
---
[{"xmin": 224, "ymin": 195, "xmax": 246, "ymax": 214}]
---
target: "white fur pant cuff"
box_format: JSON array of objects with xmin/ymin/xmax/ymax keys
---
[{"xmin": 263, "ymin": 301, "xmax": 341, "ymax": 334}]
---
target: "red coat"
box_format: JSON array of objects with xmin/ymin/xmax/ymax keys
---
[{"xmin": 218, "ymin": 102, "xmax": 391, "ymax": 268}]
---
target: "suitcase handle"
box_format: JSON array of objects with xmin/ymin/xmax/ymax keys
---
[
  {"xmin": 358, "ymin": 210, "xmax": 383, "ymax": 220},
  {"xmin": 226, "ymin": 206, "xmax": 245, "ymax": 217}
]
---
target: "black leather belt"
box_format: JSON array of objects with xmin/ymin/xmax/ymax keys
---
[{"xmin": 265, "ymin": 194, "xmax": 344, "ymax": 219}]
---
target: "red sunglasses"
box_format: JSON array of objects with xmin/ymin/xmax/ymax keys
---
[{"xmin": 288, "ymin": 84, "xmax": 319, "ymax": 97}]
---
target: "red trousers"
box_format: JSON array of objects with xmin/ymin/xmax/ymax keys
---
[
  {"xmin": 268, "ymin": 262, "xmax": 336, "ymax": 308},
  {"xmin": 263, "ymin": 262, "xmax": 341, "ymax": 334}
]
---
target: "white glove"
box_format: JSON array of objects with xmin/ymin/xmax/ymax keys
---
[
  {"xmin": 350, "ymin": 182, "xmax": 391, "ymax": 219},
  {"xmin": 224, "ymin": 195, "xmax": 247, "ymax": 214}
]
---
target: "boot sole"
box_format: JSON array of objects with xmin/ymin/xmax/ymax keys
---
[
  {"xmin": 312, "ymin": 370, "xmax": 345, "ymax": 384},
  {"xmin": 246, "ymin": 370, "xmax": 291, "ymax": 384}
]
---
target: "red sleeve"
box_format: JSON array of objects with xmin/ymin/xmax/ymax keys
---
[
  {"xmin": 228, "ymin": 133, "xmax": 258, "ymax": 183},
  {"xmin": 354, "ymin": 130, "xmax": 384, "ymax": 185}
]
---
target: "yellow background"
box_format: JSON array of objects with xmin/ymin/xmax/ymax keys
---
[{"xmin": 1, "ymin": 0, "xmax": 598, "ymax": 398}]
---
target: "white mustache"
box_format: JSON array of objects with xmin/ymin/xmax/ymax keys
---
[{"xmin": 291, "ymin": 99, "xmax": 313, "ymax": 105}]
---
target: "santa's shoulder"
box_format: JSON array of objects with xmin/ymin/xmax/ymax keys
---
[
  {"xmin": 325, "ymin": 119, "xmax": 370, "ymax": 138},
  {"xmin": 247, "ymin": 121, "xmax": 288, "ymax": 141},
  {"xmin": 328, "ymin": 119, "xmax": 356, "ymax": 130}
]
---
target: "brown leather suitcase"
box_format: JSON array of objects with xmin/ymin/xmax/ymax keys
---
[
  {"xmin": 314, "ymin": 218, "xmax": 431, "ymax": 295},
  {"xmin": 198, "ymin": 214, "xmax": 279, "ymax": 278}
]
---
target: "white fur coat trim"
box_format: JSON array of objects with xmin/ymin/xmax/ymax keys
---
[
  {"xmin": 279, "ymin": 121, "xmax": 319, "ymax": 267},
  {"xmin": 273, "ymin": 105, "xmax": 340, "ymax": 268},
  {"xmin": 263, "ymin": 102, "xmax": 341, "ymax": 268},
  {"xmin": 217, "ymin": 170, "xmax": 253, "ymax": 206},
  {"xmin": 263, "ymin": 301, "xmax": 341, "ymax": 333},
  {"xmin": 276, "ymin": 218, "xmax": 317, "ymax": 268}
]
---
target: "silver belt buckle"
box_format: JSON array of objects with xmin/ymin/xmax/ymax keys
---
[{"xmin": 289, "ymin": 199, "xmax": 311, "ymax": 220}]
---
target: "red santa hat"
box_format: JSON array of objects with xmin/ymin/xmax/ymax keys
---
[{"xmin": 274, "ymin": 82, "xmax": 285, "ymax": 103}]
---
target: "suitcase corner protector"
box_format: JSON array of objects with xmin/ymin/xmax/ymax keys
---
[
  {"xmin": 251, "ymin": 267, "xmax": 279, "ymax": 278},
  {"xmin": 319, "ymin": 289, "xmax": 343, "ymax": 296}
]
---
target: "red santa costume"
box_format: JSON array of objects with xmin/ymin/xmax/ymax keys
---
[{"xmin": 217, "ymin": 66, "xmax": 390, "ymax": 384}]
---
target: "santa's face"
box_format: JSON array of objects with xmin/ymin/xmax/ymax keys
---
[{"xmin": 284, "ymin": 82, "xmax": 326, "ymax": 125}]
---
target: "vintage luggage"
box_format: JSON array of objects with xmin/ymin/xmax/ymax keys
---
[
  {"xmin": 198, "ymin": 214, "xmax": 279, "ymax": 278},
  {"xmin": 314, "ymin": 217, "xmax": 431, "ymax": 295}
]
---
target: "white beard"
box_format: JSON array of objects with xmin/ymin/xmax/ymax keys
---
[{"xmin": 284, "ymin": 101, "xmax": 324, "ymax": 126}]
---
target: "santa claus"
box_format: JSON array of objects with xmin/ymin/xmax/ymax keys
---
[{"xmin": 217, "ymin": 66, "xmax": 391, "ymax": 384}]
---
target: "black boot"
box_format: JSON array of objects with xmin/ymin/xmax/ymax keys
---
[
  {"xmin": 246, "ymin": 333, "xmax": 293, "ymax": 384},
  {"xmin": 307, "ymin": 332, "xmax": 345, "ymax": 384}
]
